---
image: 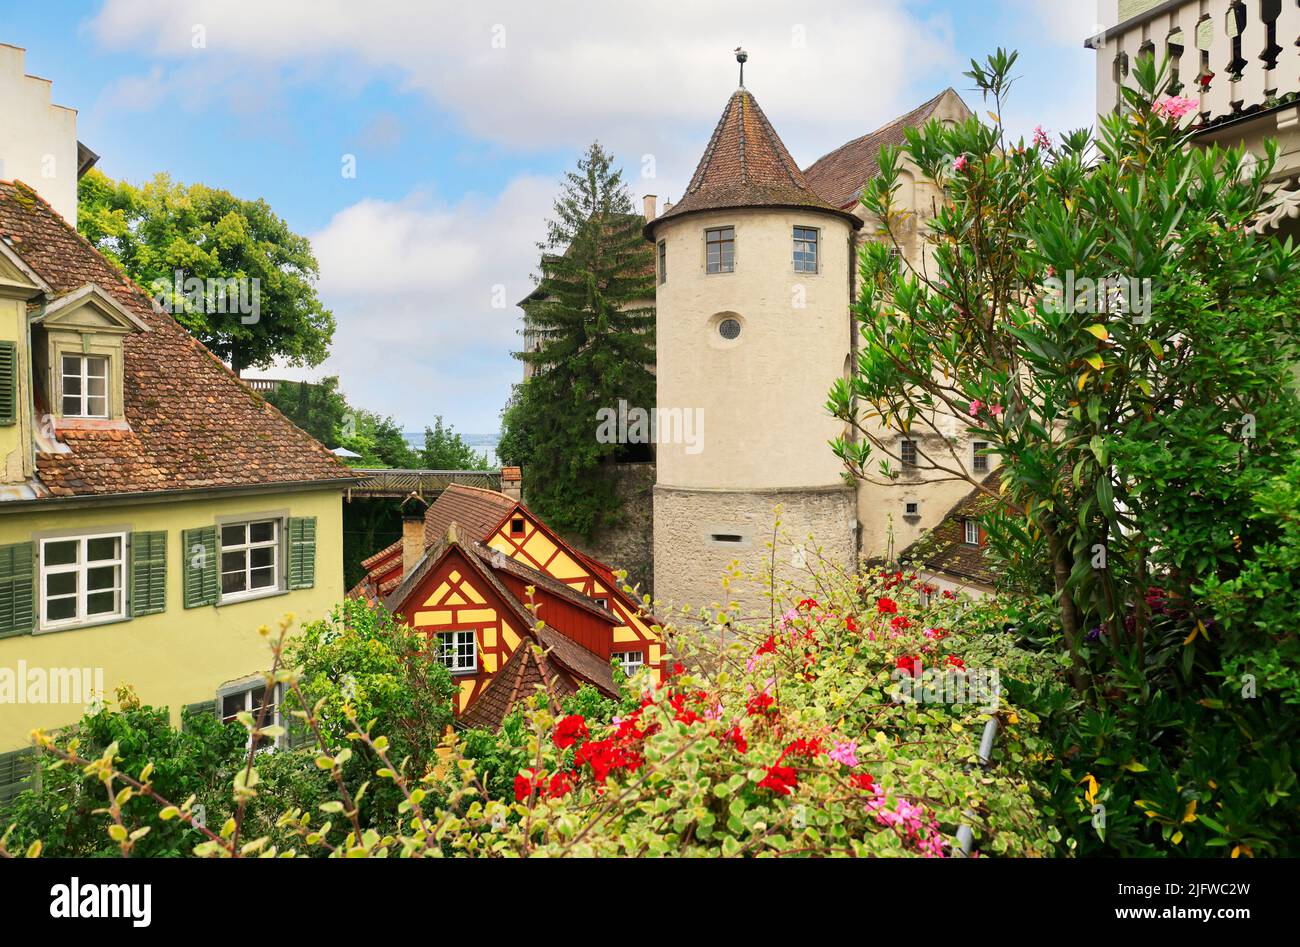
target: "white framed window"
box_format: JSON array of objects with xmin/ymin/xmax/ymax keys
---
[
  {"xmin": 658, "ymin": 240, "xmax": 667, "ymax": 284},
  {"xmin": 793, "ymin": 226, "xmax": 819, "ymax": 273},
  {"xmin": 61, "ymin": 354, "xmax": 109, "ymax": 418},
  {"xmin": 220, "ymin": 519, "xmax": 281, "ymax": 602},
  {"xmin": 973, "ymin": 441, "xmax": 989, "ymax": 473},
  {"xmin": 964, "ymin": 520, "xmax": 980, "ymax": 546},
  {"xmin": 613, "ymin": 651, "xmax": 644, "ymax": 676},
  {"xmin": 436, "ymin": 630, "xmax": 477, "ymax": 675},
  {"xmin": 905, "ymin": 502, "xmax": 919, "ymax": 516},
  {"xmin": 39, "ymin": 532, "xmax": 126, "ymax": 630},
  {"xmin": 593, "ymin": 596, "xmax": 610, "ymax": 610},
  {"xmin": 220, "ymin": 681, "xmax": 283, "ymax": 749}
]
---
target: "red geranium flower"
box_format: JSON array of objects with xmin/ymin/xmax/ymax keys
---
[
  {"xmin": 946, "ymin": 655, "xmax": 966, "ymax": 671},
  {"xmin": 890, "ymin": 615, "xmax": 912, "ymax": 632},
  {"xmin": 780, "ymin": 737, "xmax": 824, "ymax": 760},
  {"xmin": 877, "ymin": 597, "xmax": 899, "ymax": 615},
  {"xmin": 849, "ymin": 772, "xmax": 876, "ymax": 793},
  {"xmin": 896, "ymin": 655, "xmax": 922, "ymax": 677},
  {"xmin": 514, "ymin": 770, "xmax": 540, "ymax": 803},
  {"xmin": 756, "ymin": 635, "xmax": 777, "ymax": 656},
  {"xmin": 797, "ymin": 598, "xmax": 819, "ymax": 611},
  {"xmin": 845, "ymin": 616, "xmax": 859, "ymax": 633},
  {"xmin": 553, "ymin": 714, "xmax": 589, "ymax": 749},
  {"xmin": 758, "ymin": 764, "xmax": 798, "ymax": 796},
  {"xmin": 547, "ymin": 771, "xmax": 574, "ymax": 799},
  {"xmin": 725, "ymin": 725, "xmax": 748, "ymax": 754},
  {"xmin": 746, "ymin": 693, "xmax": 776, "ymax": 717}
]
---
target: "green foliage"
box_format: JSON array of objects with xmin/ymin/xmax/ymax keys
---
[
  {"xmin": 282, "ymin": 597, "xmax": 458, "ymax": 776},
  {"xmin": 499, "ymin": 142, "xmax": 656, "ymax": 537},
  {"xmin": 831, "ymin": 49, "xmax": 1300, "ymax": 856},
  {"xmin": 78, "ymin": 169, "xmax": 335, "ymax": 375},
  {"xmin": 420, "ymin": 416, "xmax": 489, "ymax": 470},
  {"xmin": 3, "ymin": 691, "xmax": 245, "ymax": 857},
  {"xmin": 263, "ymin": 377, "xmax": 350, "ymax": 447}
]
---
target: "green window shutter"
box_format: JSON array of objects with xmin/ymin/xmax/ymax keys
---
[
  {"xmin": 180, "ymin": 700, "xmax": 217, "ymax": 732},
  {"xmin": 0, "ymin": 747, "xmax": 36, "ymax": 805},
  {"xmin": 0, "ymin": 542, "xmax": 34, "ymax": 638},
  {"xmin": 287, "ymin": 517, "xmax": 317, "ymax": 590},
  {"xmin": 0, "ymin": 341, "xmax": 16, "ymax": 426},
  {"xmin": 130, "ymin": 531, "xmax": 167, "ymax": 617},
  {"xmin": 181, "ymin": 526, "xmax": 218, "ymax": 608}
]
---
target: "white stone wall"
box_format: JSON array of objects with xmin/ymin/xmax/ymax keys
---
[{"xmin": 0, "ymin": 45, "xmax": 79, "ymax": 225}]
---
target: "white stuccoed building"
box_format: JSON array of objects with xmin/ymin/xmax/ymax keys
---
[{"xmin": 645, "ymin": 76, "xmax": 982, "ymax": 619}]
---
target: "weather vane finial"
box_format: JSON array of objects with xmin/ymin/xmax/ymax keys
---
[{"xmin": 735, "ymin": 47, "xmax": 748, "ymax": 88}]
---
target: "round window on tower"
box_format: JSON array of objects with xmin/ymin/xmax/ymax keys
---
[{"xmin": 709, "ymin": 312, "xmax": 744, "ymax": 347}]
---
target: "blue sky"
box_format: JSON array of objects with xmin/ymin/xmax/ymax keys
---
[{"xmin": 0, "ymin": 1, "xmax": 1106, "ymax": 436}]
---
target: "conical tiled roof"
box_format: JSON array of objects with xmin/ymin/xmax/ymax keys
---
[{"xmin": 647, "ymin": 89, "xmax": 860, "ymax": 238}]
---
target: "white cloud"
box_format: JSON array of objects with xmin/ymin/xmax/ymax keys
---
[
  {"xmin": 88, "ymin": 0, "xmax": 960, "ymax": 167},
  {"xmin": 296, "ymin": 175, "xmax": 554, "ymax": 432}
]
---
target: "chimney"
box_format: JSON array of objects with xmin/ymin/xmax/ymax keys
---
[
  {"xmin": 400, "ymin": 494, "xmax": 428, "ymax": 577},
  {"xmin": 662, "ymin": 197, "xmax": 673, "ymax": 214},
  {"xmin": 642, "ymin": 194, "xmax": 657, "ymax": 221},
  {"xmin": 501, "ymin": 466, "xmax": 523, "ymax": 501}
]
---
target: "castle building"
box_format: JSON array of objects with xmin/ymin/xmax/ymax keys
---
[{"xmin": 646, "ymin": 78, "xmax": 979, "ymax": 618}]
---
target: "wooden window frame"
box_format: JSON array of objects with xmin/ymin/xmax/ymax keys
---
[
  {"xmin": 436, "ymin": 629, "xmax": 478, "ymax": 675},
  {"xmin": 705, "ymin": 226, "xmax": 735, "ymax": 274},
  {"xmin": 60, "ymin": 353, "xmax": 110, "ymax": 419},
  {"xmin": 219, "ymin": 519, "xmax": 282, "ymax": 604},
  {"xmin": 793, "ymin": 226, "xmax": 819, "ymax": 273},
  {"xmin": 613, "ymin": 650, "xmax": 644, "ymax": 676}
]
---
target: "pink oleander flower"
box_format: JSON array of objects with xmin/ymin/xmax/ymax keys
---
[
  {"xmin": 829, "ymin": 740, "xmax": 860, "ymax": 768},
  {"xmin": 1032, "ymin": 125, "xmax": 1051, "ymax": 149},
  {"xmin": 1152, "ymin": 95, "xmax": 1199, "ymax": 121},
  {"xmin": 967, "ymin": 399, "xmax": 983, "ymax": 417},
  {"xmin": 953, "ymin": 154, "xmax": 969, "ymax": 173},
  {"xmin": 989, "ymin": 404, "xmax": 1003, "ymax": 417}
]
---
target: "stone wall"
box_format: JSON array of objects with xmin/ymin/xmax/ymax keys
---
[
  {"xmin": 562, "ymin": 462, "xmax": 656, "ymax": 598},
  {"xmin": 654, "ymin": 483, "xmax": 857, "ymax": 624}
]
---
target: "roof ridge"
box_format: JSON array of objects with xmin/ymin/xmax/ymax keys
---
[{"xmin": 804, "ymin": 88, "xmax": 952, "ymax": 172}]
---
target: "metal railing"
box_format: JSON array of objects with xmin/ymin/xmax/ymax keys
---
[{"xmin": 347, "ymin": 468, "xmax": 503, "ymax": 499}]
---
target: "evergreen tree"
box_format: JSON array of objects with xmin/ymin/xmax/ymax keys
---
[
  {"xmin": 501, "ymin": 143, "xmax": 655, "ymax": 536},
  {"xmin": 420, "ymin": 416, "xmax": 489, "ymax": 470}
]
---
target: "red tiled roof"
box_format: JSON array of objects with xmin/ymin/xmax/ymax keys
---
[
  {"xmin": 802, "ymin": 90, "xmax": 958, "ymax": 210},
  {"xmin": 898, "ymin": 468, "xmax": 1005, "ymax": 588},
  {"xmin": 423, "ymin": 482, "xmax": 517, "ymax": 548},
  {"xmin": 0, "ymin": 181, "xmax": 354, "ymax": 498},
  {"xmin": 647, "ymin": 89, "xmax": 859, "ymax": 238},
  {"xmin": 460, "ymin": 641, "xmax": 579, "ymax": 731}
]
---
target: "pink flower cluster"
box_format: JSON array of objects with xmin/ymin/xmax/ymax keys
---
[
  {"xmin": 1152, "ymin": 96, "xmax": 1199, "ymax": 121},
  {"xmin": 865, "ymin": 783, "xmax": 949, "ymax": 857}
]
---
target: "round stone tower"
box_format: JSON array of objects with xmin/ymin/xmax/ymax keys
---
[{"xmin": 646, "ymin": 85, "xmax": 861, "ymax": 620}]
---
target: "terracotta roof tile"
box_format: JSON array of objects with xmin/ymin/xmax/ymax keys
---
[
  {"xmin": 423, "ymin": 483, "xmax": 517, "ymax": 547},
  {"xmin": 0, "ymin": 181, "xmax": 355, "ymax": 498},
  {"xmin": 803, "ymin": 90, "xmax": 956, "ymax": 209},
  {"xmin": 648, "ymin": 90, "xmax": 859, "ymax": 237},
  {"xmin": 898, "ymin": 468, "xmax": 1004, "ymax": 588}
]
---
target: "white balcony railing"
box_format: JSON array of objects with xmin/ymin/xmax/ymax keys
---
[{"xmin": 1091, "ymin": 0, "xmax": 1300, "ymax": 127}]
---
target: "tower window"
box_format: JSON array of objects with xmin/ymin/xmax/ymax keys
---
[
  {"xmin": 658, "ymin": 240, "xmax": 667, "ymax": 284},
  {"xmin": 905, "ymin": 502, "xmax": 919, "ymax": 516},
  {"xmin": 718, "ymin": 318, "xmax": 742, "ymax": 341},
  {"xmin": 510, "ymin": 517, "xmax": 526, "ymax": 536},
  {"xmin": 793, "ymin": 226, "xmax": 819, "ymax": 272},
  {"xmin": 900, "ymin": 439, "xmax": 918, "ymax": 468},
  {"xmin": 706, "ymin": 227, "xmax": 735, "ymax": 274},
  {"xmin": 711, "ymin": 533, "xmax": 744, "ymax": 543},
  {"xmin": 973, "ymin": 441, "xmax": 989, "ymax": 473}
]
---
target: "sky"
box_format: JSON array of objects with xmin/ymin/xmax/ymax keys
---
[{"xmin": 0, "ymin": 1, "xmax": 1109, "ymax": 436}]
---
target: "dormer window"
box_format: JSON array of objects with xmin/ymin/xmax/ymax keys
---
[
  {"xmin": 61, "ymin": 354, "xmax": 109, "ymax": 418},
  {"xmin": 31, "ymin": 282, "xmax": 148, "ymax": 426}
]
